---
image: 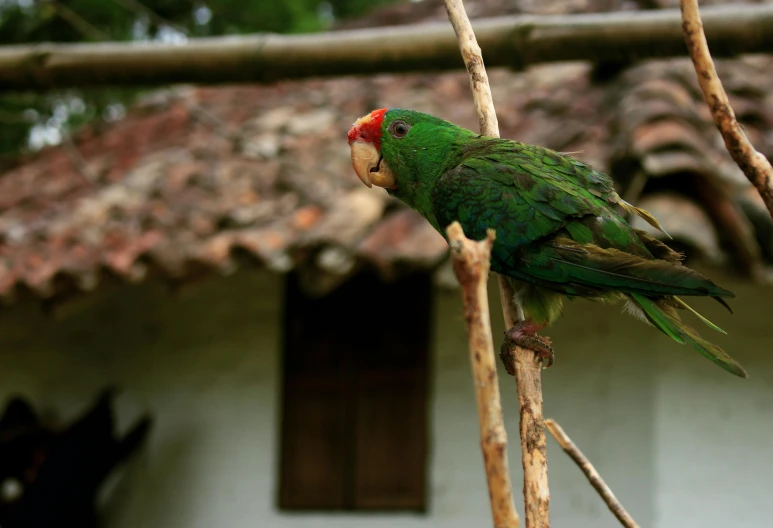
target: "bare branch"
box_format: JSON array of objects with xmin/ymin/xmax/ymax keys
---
[
  {"xmin": 444, "ymin": 1, "xmax": 550, "ymax": 526},
  {"xmin": 61, "ymin": 132, "xmax": 97, "ymax": 184},
  {"xmin": 545, "ymin": 419, "xmax": 640, "ymax": 528},
  {"xmin": 446, "ymin": 222, "xmax": 520, "ymax": 528},
  {"xmin": 496, "ymin": 276, "xmax": 517, "ymax": 329},
  {"xmin": 512, "ymin": 349, "xmax": 550, "ymax": 526},
  {"xmin": 48, "ymin": 0, "xmax": 110, "ymax": 41},
  {"xmin": 171, "ymin": 93, "xmax": 241, "ymax": 147},
  {"xmin": 681, "ymin": 0, "xmax": 773, "ymax": 218},
  {"xmin": 4, "ymin": 5, "xmax": 773, "ymax": 91},
  {"xmin": 107, "ymin": 0, "xmax": 189, "ymax": 36},
  {"xmin": 443, "ymin": 0, "xmax": 498, "ymax": 137},
  {"xmin": 0, "ymin": 109, "xmax": 32, "ymax": 124}
]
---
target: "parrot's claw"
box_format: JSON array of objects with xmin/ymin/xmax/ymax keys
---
[{"xmin": 499, "ymin": 321, "xmax": 554, "ymax": 375}]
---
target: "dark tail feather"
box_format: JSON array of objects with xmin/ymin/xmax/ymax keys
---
[
  {"xmin": 630, "ymin": 293, "xmax": 748, "ymax": 378},
  {"xmin": 713, "ymin": 296, "xmax": 734, "ymax": 314}
]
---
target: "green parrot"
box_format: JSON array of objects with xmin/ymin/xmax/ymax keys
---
[{"xmin": 347, "ymin": 108, "xmax": 747, "ymax": 378}]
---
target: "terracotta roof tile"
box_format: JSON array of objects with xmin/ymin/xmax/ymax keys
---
[
  {"xmin": 1, "ymin": 0, "xmax": 772, "ymax": 301},
  {"xmin": 357, "ymin": 209, "xmax": 448, "ymax": 280}
]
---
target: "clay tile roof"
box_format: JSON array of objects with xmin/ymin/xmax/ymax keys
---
[{"xmin": 1, "ymin": 0, "xmax": 772, "ymax": 303}]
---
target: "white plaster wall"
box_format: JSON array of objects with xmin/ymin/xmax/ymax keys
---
[
  {"xmin": 0, "ymin": 270, "xmax": 770, "ymax": 527},
  {"xmin": 651, "ymin": 281, "xmax": 773, "ymax": 528},
  {"xmin": 0, "ymin": 272, "xmax": 284, "ymax": 528}
]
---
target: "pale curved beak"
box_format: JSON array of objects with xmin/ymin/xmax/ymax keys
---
[{"xmin": 350, "ymin": 140, "xmax": 396, "ymax": 189}]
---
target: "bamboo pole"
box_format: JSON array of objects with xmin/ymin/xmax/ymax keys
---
[
  {"xmin": 3, "ymin": 4, "xmax": 773, "ymax": 91},
  {"xmin": 444, "ymin": 1, "xmax": 550, "ymax": 526}
]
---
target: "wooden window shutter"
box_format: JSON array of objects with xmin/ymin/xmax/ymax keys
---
[{"xmin": 278, "ymin": 272, "xmax": 431, "ymax": 512}]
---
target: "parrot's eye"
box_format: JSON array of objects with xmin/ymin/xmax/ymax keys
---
[{"xmin": 389, "ymin": 120, "xmax": 411, "ymax": 138}]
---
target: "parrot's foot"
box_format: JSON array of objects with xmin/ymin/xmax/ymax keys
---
[{"xmin": 499, "ymin": 321, "xmax": 554, "ymax": 375}]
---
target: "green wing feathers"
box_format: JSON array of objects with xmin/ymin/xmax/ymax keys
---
[
  {"xmin": 425, "ymin": 133, "xmax": 746, "ymax": 377},
  {"xmin": 629, "ymin": 294, "xmax": 747, "ymax": 378}
]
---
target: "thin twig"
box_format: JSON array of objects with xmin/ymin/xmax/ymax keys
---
[
  {"xmin": 447, "ymin": 222, "xmax": 520, "ymax": 528},
  {"xmin": 545, "ymin": 419, "xmax": 640, "ymax": 528},
  {"xmin": 48, "ymin": 0, "xmax": 110, "ymax": 41},
  {"xmin": 681, "ymin": 0, "xmax": 773, "ymax": 218},
  {"xmin": 61, "ymin": 132, "xmax": 96, "ymax": 184},
  {"xmin": 0, "ymin": 108, "xmax": 32, "ymax": 124},
  {"xmin": 443, "ymin": 1, "xmax": 550, "ymax": 526},
  {"xmin": 172, "ymin": 93, "xmax": 241, "ymax": 148},
  {"xmin": 107, "ymin": 0, "xmax": 189, "ymax": 36}
]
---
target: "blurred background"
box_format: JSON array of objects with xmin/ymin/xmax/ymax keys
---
[{"xmin": 1, "ymin": 0, "xmax": 772, "ymax": 527}]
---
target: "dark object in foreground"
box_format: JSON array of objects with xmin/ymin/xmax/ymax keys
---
[{"xmin": 0, "ymin": 388, "xmax": 152, "ymax": 528}]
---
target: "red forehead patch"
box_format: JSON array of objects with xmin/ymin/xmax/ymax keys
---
[{"xmin": 347, "ymin": 108, "xmax": 388, "ymax": 147}]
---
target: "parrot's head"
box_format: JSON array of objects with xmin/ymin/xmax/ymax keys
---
[
  {"xmin": 347, "ymin": 108, "xmax": 475, "ymax": 201},
  {"xmin": 347, "ymin": 108, "xmax": 395, "ymax": 190}
]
